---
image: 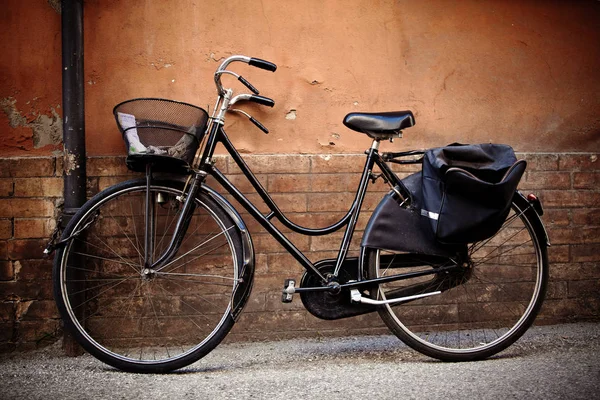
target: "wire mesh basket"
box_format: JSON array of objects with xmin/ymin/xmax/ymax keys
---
[{"xmin": 113, "ymin": 98, "xmax": 209, "ymax": 172}]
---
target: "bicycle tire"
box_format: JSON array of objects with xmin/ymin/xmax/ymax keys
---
[
  {"xmin": 53, "ymin": 178, "xmax": 244, "ymax": 373},
  {"xmin": 366, "ymin": 193, "xmax": 548, "ymax": 361}
]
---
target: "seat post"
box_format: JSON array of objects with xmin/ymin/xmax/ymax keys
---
[{"xmin": 371, "ymin": 139, "xmax": 380, "ymax": 151}]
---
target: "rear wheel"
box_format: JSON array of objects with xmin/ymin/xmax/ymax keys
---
[
  {"xmin": 367, "ymin": 195, "xmax": 548, "ymax": 361},
  {"xmin": 53, "ymin": 179, "xmax": 244, "ymax": 373}
]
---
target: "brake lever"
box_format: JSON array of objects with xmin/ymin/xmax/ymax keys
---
[
  {"xmin": 229, "ymin": 109, "xmax": 269, "ymax": 134},
  {"xmin": 238, "ymin": 76, "xmax": 260, "ymax": 95}
]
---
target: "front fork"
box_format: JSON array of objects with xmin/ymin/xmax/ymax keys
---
[{"xmin": 144, "ymin": 165, "xmax": 206, "ymax": 271}]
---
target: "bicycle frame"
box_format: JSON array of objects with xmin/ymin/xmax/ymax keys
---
[
  {"xmin": 147, "ymin": 120, "xmax": 413, "ymax": 287},
  {"xmin": 199, "ymin": 123, "xmax": 406, "ymax": 284},
  {"xmin": 146, "ymin": 55, "xmax": 455, "ymax": 293}
]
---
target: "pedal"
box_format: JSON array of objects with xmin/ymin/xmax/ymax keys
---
[{"xmin": 281, "ymin": 279, "xmax": 296, "ymax": 303}]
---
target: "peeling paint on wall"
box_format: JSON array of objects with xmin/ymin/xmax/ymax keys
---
[
  {"xmin": 0, "ymin": 97, "xmax": 63, "ymax": 149},
  {"xmin": 63, "ymin": 150, "xmax": 79, "ymax": 175},
  {"xmin": 47, "ymin": 0, "xmax": 60, "ymax": 14},
  {"xmin": 285, "ymin": 110, "xmax": 297, "ymax": 120}
]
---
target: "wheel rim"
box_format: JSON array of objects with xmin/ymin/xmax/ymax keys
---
[
  {"xmin": 375, "ymin": 202, "xmax": 545, "ymax": 354},
  {"xmin": 59, "ymin": 184, "xmax": 238, "ymax": 365}
]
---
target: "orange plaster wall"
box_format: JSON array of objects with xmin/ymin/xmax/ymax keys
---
[{"xmin": 1, "ymin": 0, "xmax": 599, "ymax": 156}]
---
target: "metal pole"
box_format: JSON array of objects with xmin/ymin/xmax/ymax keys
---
[{"xmin": 61, "ymin": 0, "xmax": 86, "ymax": 356}]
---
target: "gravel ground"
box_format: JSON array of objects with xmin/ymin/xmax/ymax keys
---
[{"xmin": 0, "ymin": 322, "xmax": 598, "ymax": 399}]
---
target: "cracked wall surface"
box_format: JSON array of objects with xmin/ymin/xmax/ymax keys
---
[
  {"xmin": 1, "ymin": 98, "xmax": 62, "ymax": 150},
  {"xmin": 1, "ymin": 0, "xmax": 599, "ymax": 155}
]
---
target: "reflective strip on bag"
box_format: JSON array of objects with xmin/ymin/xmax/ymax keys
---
[{"xmin": 421, "ymin": 209, "xmax": 439, "ymax": 220}]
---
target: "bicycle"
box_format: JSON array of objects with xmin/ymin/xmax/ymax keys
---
[{"xmin": 50, "ymin": 55, "xmax": 549, "ymax": 373}]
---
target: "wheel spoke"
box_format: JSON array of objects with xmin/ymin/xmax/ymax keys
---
[
  {"xmin": 56, "ymin": 182, "xmax": 241, "ymax": 372},
  {"xmin": 369, "ymin": 197, "xmax": 547, "ymax": 360}
]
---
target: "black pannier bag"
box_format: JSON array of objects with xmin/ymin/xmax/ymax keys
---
[{"xmin": 421, "ymin": 143, "xmax": 526, "ymax": 244}]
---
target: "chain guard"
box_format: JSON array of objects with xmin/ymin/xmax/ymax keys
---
[{"xmin": 299, "ymin": 258, "xmax": 376, "ymax": 320}]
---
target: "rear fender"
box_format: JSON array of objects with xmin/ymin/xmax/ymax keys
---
[{"xmin": 514, "ymin": 191, "xmax": 550, "ymax": 248}]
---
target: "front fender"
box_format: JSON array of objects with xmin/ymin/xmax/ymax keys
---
[{"xmin": 201, "ymin": 184, "xmax": 255, "ymax": 320}]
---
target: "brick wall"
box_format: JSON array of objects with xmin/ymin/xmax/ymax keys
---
[{"xmin": 0, "ymin": 152, "xmax": 598, "ymax": 350}]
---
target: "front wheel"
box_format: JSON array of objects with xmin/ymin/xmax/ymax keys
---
[
  {"xmin": 53, "ymin": 179, "xmax": 245, "ymax": 373},
  {"xmin": 366, "ymin": 194, "xmax": 548, "ymax": 361}
]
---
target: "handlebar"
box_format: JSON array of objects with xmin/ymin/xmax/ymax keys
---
[
  {"xmin": 212, "ymin": 55, "xmax": 277, "ymax": 133},
  {"xmin": 248, "ymin": 57, "xmax": 277, "ymax": 72},
  {"xmin": 214, "ymin": 55, "xmax": 277, "ymax": 96}
]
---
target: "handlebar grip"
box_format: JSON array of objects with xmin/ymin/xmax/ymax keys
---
[
  {"xmin": 249, "ymin": 58, "xmax": 277, "ymax": 72},
  {"xmin": 238, "ymin": 76, "xmax": 260, "ymax": 95},
  {"xmin": 250, "ymin": 117, "xmax": 269, "ymax": 134},
  {"xmin": 249, "ymin": 95, "xmax": 275, "ymax": 107}
]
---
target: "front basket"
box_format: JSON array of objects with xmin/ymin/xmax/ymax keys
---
[{"xmin": 113, "ymin": 98, "xmax": 209, "ymax": 172}]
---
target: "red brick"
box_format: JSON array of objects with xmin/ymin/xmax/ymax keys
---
[
  {"xmin": 571, "ymin": 244, "xmax": 600, "ymax": 262},
  {"xmin": 13, "ymin": 178, "xmax": 63, "ymax": 197},
  {"xmin": 307, "ymin": 192, "xmax": 382, "ymax": 212},
  {"xmin": 0, "ymin": 322, "xmax": 14, "ymax": 342},
  {"xmin": 309, "ymin": 232, "xmax": 362, "ymax": 252},
  {"xmin": 311, "ymin": 154, "xmax": 365, "ymax": 173},
  {"xmin": 308, "ymin": 193, "xmax": 354, "ymax": 212},
  {"xmin": 548, "ymin": 245, "xmax": 569, "ymax": 263},
  {"xmin": 230, "ymin": 155, "xmax": 310, "ymax": 174},
  {"xmin": 264, "ymin": 292, "xmax": 305, "ymax": 311},
  {"xmin": 14, "ymin": 260, "xmax": 52, "ymax": 281},
  {"xmin": 539, "ymin": 191, "xmax": 600, "ymax": 208},
  {"xmin": 268, "ymin": 174, "xmax": 311, "ymax": 193},
  {"xmin": 17, "ymin": 319, "xmax": 60, "ymax": 342},
  {"xmin": 573, "ymin": 172, "xmax": 600, "ymax": 189},
  {"xmin": 0, "ymin": 302, "xmax": 14, "ymax": 322},
  {"xmin": 0, "ymin": 158, "xmax": 55, "ymax": 178},
  {"xmin": 520, "ymin": 153, "xmax": 559, "ymax": 171},
  {"xmin": 266, "ymin": 253, "xmax": 307, "ymax": 274},
  {"xmin": 14, "ymin": 219, "xmax": 55, "ymax": 239},
  {"xmin": 520, "ymin": 171, "xmax": 571, "ymax": 190},
  {"xmin": 229, "ymin": 192, "xmax": 308, "ymax": 214},
  {"xmin": 0, "ymin": 179, "xmax": 14, "ymax": 197},
  {"xmin": 250, "ymin": 273, "xmax": 293, "ymax": 293},
  {"xmin": 568, "ymin": 279, "xmax": 600, "ymax": 298},
  {"xmin": 0, "ymin": 198, "xmax": 54, "ymax": 218},
  {"xmin": 0, "ymin": 241, "xmax": 7, "ymax": 260},
  {"xmin": 0, "ymin": 220, "xmax": 12, "ymax": 239},
  {"xmin": 54, "ymin": 155, "xmax": 63, "ymax": 177},
  {"xmin": 253, "ymin": 253, "xmax": 268, "ymax": 275},
  {"xmin": 0, "ymin": 261, "xmax": 14, "ymax": 280},
  {"xmin": 311, "ymin": 173, "xmax": 361, "ymax": 192},
  {"xmin": 547, "ymin": 227, "xmax": 600, "ymax": 245},
  {"xmin": 546, "ymin": 281, "xmax": 567, "ymax": 299},
  {"xmin": 19, "ymin": 300, "xmax": 59, "ymax": 320},
  {"xmin": 388, "ymin": 162, "xmax": 422, "ymax": 174},
  {"xmin": 251, "ymin": 232, "xmax": 310, "ymax": 253},
  {"xmin": 549, "ymin": 263, "xmax": 599, "ymax": 281},
  {"xmin": 242, "ymin": 292, "xmax": 267, "ymax": 313},
  {"xmin": 87, "ymin": 156, "xmax": 130, "ymax": 177},
  {"xmin": 211, "ymin": 155, "xmax": 228, "ymax": 173},
  {"xmin": 572, "ymin": 209, "xmax": 600, "ymax": 226},
  {"xmin": 542, "ymin": 209, "xmax": 570, "ymax": 226},
  {"xmin": 8, "ymin": 239, "xmax": 47, "ymax": 260},
  {"xmin": 0, "ymin": 280, "xmax": 54, "ymax": 301},
  {"xmin": 280, "ymin": 212, "xmax": 347, "ymax": 231},
  {"xmin": 559, "ymin": 154, "xmax": 599, "ymax": 171},
  {"xmin": 216, "ymin": 173, "xmax": 268, "ymax": 194}
]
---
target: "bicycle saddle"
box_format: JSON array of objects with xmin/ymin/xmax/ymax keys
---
[{"xmin": 343, "ymin": 111, "xmax": 415, "ymax": 139}]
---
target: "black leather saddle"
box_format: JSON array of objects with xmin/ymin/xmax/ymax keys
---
[{"xmin": 343, "ymin": 111, "xmax": 415, "ymax": 139}]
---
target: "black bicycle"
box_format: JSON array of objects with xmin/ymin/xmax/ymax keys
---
[{"xmin": 50, "ymin": 55, "xmax": 549, "ymax": 373}]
